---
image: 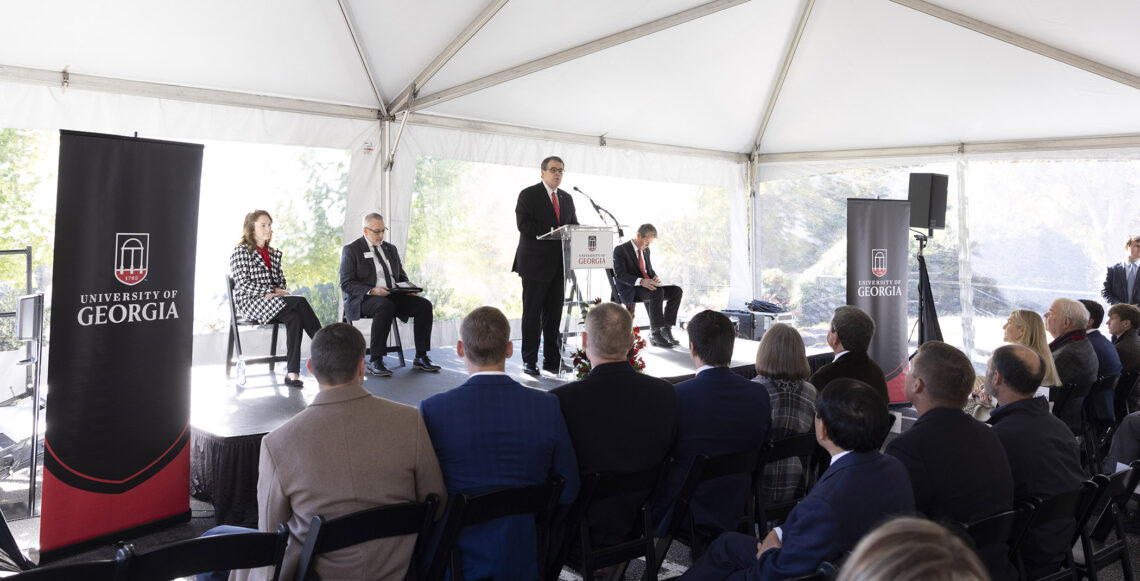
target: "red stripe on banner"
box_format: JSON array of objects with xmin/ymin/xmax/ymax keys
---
[
  {"xmin": 44, "ymin": 423, "xmax": 189, "ymax": 484},
  {"xmin": 40, "ymin": 443, "xmax": 190, "ymax": 552},
  {"xmin": 887, "ymin": 367, "xmax": 908, "ymax": 404}
]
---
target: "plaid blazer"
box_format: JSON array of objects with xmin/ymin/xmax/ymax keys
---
[
  {"xmin": 754, "ymin": 377, "xmax": 817, "ymax": 505},
  {"xmin": 229, "ymin": 244, "xmax": 287, "ymax": 324}
]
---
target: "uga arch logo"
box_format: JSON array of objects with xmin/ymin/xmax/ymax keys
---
[
  {"xmin": 587, "ymin": 235, "xmax": 597, "ymax": 252},
  {"xmin": 871, "ymin": 248, "xmax": 887, "ymax": 278},
  {"xmin": 115, "ymin": 233, "xmax": 150, "ymax": 286}
]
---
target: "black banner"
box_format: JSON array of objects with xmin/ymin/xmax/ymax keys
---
[
  {"xmin": 42, "ymin": 131, "xmax": 202, "ymax": 553},
  {"xmin": 847, "ymin": 199, "xmax": 909, "ymax": 403}
]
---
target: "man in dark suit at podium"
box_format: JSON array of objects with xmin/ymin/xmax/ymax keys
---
[
  {"xmin": 613, "ymin": 224, "xmax": 684, "ymax": 348},
  {"xmin": 513, "ymin": 156, "xmax": 578, "ymax": 376},
  {"xmin": 340, "ymin": 213, "xmax": 439, "ymax": 376}
]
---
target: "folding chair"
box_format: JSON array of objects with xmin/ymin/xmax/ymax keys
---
[
  {"xmin": 1114, "ymin": 371, "xmax": 1140, "ymax": 421},
  {"xmin": 226, "ymin": 275, "xmax": 289, "ymax": 385},
  {"xmin": 756, "ymin": 433, "xmax": 827, "ymax": 532},
  {"xmin": 1031, "ymin": 481, "xmax": 1099, "ymax": 581},
  {"xmin": 548, "ymin": 459, "xmax": 671, "ymax": 581},
  {"xmin": 117, "ymin": 523, "xmax": 288, "ymax": 581},
  {"xmin": 295, "ymin": 494, "xmax": 440, "ymax": 581},
  {"xmin": 426, "ymin": 477, "xmax": 565, "ymax": 581},
  {"xmin": 7, "ymin": 553, "xmax": 127, "ymax": 581},
  {"xmin": 341, "ymin": 313, "xmax": 405, "ymax": 368},
  {"xmin": 604, "ymin": 268, "xmax": 648, "ymax": 318},
  {"xmin": 955, "ymin": 506, "xmax": 1028, "ymax": 581},
  {"xmin": 0, "ymin": 506, "xmax": 34, "ymax": 572},
  {"xmin": 784, "ymin": 561, "xmax": 838, "ymax": 581},
  {"xmin": 654, "ymin": 448, "xmax": 763, "ymax": 567},
  {"xmin": 1073, "ymin": 462, "xmax": 1139, "ymax": 581}
]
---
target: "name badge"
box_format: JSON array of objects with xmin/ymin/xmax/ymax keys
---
[{"xmin": 363, "ymin": 252, "xmax": 374, "ymax": 258}]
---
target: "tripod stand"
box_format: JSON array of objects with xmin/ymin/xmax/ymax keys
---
[{"xmin": 913, "ymin": 231, "xmax": 943, "ymax": 347}]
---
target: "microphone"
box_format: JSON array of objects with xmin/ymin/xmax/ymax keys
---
[{"xmin": 573, "ymin": 186, "xmax": 623, "ymax": 238}]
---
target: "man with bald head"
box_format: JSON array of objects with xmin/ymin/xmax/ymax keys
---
[
  {"xmin": 1044, "ymin": 298, "xmax": 1098, "ymax": 430},
  {"xmin": 984, "ymin": 344, "xmax": 1084, "ymax": 579}
]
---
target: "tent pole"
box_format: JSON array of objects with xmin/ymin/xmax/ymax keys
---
[
  {"xmin": 381, "ymin": 119, "xmax": 392, "ymax": 224},
  {"xmin": 335, "ymin": 0, "xmax": 389, "ymax": 117},
  {"xmin": 751, "ymin": 0, "xmax": 815, "ymax": 156}
]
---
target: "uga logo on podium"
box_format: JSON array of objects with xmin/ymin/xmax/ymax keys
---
[
  {"xmin": 588, "ymin": 235, "xmax": 597, "ymax": 252},
  {"xmin": 871, "ymin": 248, "xmax": 887, "ymax": 277},
  {"xmin": 114, "ymin": 233, "xmax": 150, "ymax": 286}
]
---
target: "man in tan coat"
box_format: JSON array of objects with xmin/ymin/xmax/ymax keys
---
[{"xmin": 236, "ymin": 322, "xmax": 446, "ymax": 580}]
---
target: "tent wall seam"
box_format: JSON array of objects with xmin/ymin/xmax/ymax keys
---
[{"xmin": 335, "ymin": 0, "xmax": 389, "ymax": 117}]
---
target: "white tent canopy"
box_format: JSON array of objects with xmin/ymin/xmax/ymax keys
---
[{"xmin": 5, "ymin": 0, "xmax": 1140, "ymax": 306}]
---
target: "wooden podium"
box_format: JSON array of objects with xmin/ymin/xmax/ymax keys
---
[{"xmin": 536, "ymin": 225, "xmax": 622, "ymax": 374}]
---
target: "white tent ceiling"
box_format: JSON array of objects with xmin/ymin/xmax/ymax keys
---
[{"xmin": 5, "ymin": 0, "xmax": 1140, "ymax": 159}]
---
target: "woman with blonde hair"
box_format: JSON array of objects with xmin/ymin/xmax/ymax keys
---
[
  {"xmin": 837, "ymin": 516, "xmax": 988, "ymax": 581},
  {"xmin": 752, "ymin": 323, "xmax": 816, "ymax": 504},
  {"xmin": 967, "ymin": 309, "xmax": 1061, "ymax": 419},
  {"xmin": 229, "ymin": 210, "xmax": 322, "ymax": 388}
]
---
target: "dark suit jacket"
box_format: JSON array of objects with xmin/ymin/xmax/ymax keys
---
[
  {"xmin": 809, "ymin": 351, "xmax": 889, "ymax": 403},
  {"xmin": 551, "ymin": 361, "xmax": 678, "ymax": 546},
  {"xmin": 1088, "ymin": 330, "xmax": 1123, "ymax": 378},
  {"xmin": 987, "ymin": 397, "xmax": 1084, "ymax": 579},
  {"xmin": 753, "ymin": 452, "xmax": 915, "ymax": 581},
  {"xmin": 339, "ymin": 236, "xmax": 409, "ymax": 321},
  {"xmin": 885, "ymin": 406, "xmax": 1015, "ymax": 580},
  {"xmin": 512, "ymin": 182, "xmax": 578, "ymax": 281},
  {"xmin": 658, "ymin": 367, "xmax": 772, "ymax": 540},
  {"xmin": 1102, "ymin": 261, "xmax": 1140, "ymax": 305},
  {"xmin": 1052, "ymin": 337, "xmax": 1099, "ymax": 429},
  {"xmin": 1114, "ymin": 329, "xmax": 1140, "ymax": 374},
  {"xmin": 613, "ymin": 240, "xmax": 657, "ymax": 304},
  {"xmin": 420, "ymin": 374, "xmax": 580, "ymax": 581}
]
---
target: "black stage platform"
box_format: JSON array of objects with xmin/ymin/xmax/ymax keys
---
[{"xmin": 188, "ymin": 331, "xmax": 912, "ymax": 526}]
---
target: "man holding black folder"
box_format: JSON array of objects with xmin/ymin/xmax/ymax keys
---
[{"xmin": 340, "ymin": 213, "xmax": 439, "ymax": 376}]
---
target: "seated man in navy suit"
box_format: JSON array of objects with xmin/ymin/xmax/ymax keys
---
[
  {"xmin": 1101, "ymin": 234, "xmax": 1140, "ymax": 306},
  {"xmin": 657, "ymin": 309, "xmax": 771, "ymax": 558},
  {"xmin": 612, "ymin": 224, "xmax": 684, "ymax": 348},
  {"xmin": 1079, "ymin": 299, "xmax": 1122, "ymax": 429},
  {"xmin": 808, "ymin": 305, "xmax": 889, "ymax": 404},
  {"xmin": 419, "ymin": 306, "xmax": 579, "ymax": 580},
  {"xmin": 681, "ymin": 379, "xmax": 914, "ymax": 581}
]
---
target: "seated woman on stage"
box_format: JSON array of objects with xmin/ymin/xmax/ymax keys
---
[
  {"xmin": 966, "ymin": 309, "xmax": 1061, "ymax": 419},
  {"xmin": 229, "ymin": 210, "xmax": 322, "ymax": 388},
  {"xmin": 751, "ymin": 323, "xmax": 817, "ymax": 505}
]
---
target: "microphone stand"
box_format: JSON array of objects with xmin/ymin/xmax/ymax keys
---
[{"xmin": 572, "ymin": 186, "xmax": 624, "ymax": 239}]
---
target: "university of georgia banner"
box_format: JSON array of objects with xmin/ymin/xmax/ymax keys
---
[
  {"xmin": 847, "ymin": 199, "xmax": 909, "ymax": 403},
  {"xmin": 42, "ymin": 130, "xmax": 202, "ymax": 556}
]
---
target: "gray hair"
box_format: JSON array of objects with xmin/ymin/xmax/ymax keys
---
[
  {"xmin": 362, "ymin": 213, "xmax": 384, "ymax": 226},
  {"xmin": 1053, "ymin": 298, "xmax": 1089, "ymax": 332},
  {"xmin": 636, "ymin": 224, "xmax": 658, "ymax": 238}
]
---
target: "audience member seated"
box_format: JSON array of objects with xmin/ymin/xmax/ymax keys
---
[
  {"xmin": 680, "ymin": 379, "xmax": 912, "ymax": 581},
  {"xmin": 1080, "ymin": 299, "xmax": 1123, "ymax": 428},
  {"xmin": 656, "ymin": 310, "xmax": 771, "ymax": 558},
  {"xmin": 551, "ymin": 303, "xmax": 679, "ymax": 552},
  {"xmin": 884, "ymin": 341, "xmax": 1015, "ymax": 581},
  {"xmin": 751, "ymin": 322, "xmax": 817, "ymax": 505},
  {"xmin": 966, "ymin": 309, "xmax": 1061, "ymax": 420},
  {"xmin": 419, "ymin": 306, "xmax": 579, "ymax": 580},
  {"xmin": 835, "ymin": 517, "xmax": 988, "ymax": 581},
  {"xmin": 983, "ymin": 344, "xmax": 1084, "ymax": 579},
  {"xmin": 233, "ymin": 323, "xmax": 446, "ymax": 581},
  {"xmin": 1108, "ymin": 303, "xmax": 1140, "ymax": 373},
  {"xmin": 1044, "ymin": 298, "xmax": 1099, "ymax": 429},
  {"xmin": 1104, "ymin": 412, "xmax": 1140, "ymax": 472},
  {"xmin": 809, "ymin": 305, "xmax": 889, "ymax": 404}
]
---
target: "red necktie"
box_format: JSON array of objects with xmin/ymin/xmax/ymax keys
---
[
  {"xmin": 551, "ymin": 190, "xmax": 561, "ymax": 223},
  {"xmin": 638, "ymin": 248, "xmax": 649, "ymax": 279}
]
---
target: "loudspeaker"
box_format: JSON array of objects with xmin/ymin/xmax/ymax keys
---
[{"xmin": 908, "ymin": 173, "xmax": 948, "ymax": 230}]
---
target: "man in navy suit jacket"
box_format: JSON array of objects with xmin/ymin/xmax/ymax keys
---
[
  {"xmin": 681, "ymin": 379, "xmax": 914, "ymax": 581},
  {"xmin": 340, "ymin": 213, "xmax": 438, "ymax": 376},
  {"xmin": 420, "ymin": 306, "xmax": 579, "ymax": 580},
  {"xmin": 657, "ymin": 310, "xmax": 770, "ymax": 558},
  {"xmin": 512, "ymin": 156, "xmax": 579, "ymax": 376},
  {"xmin": 885, "ymin": 341, "xmax": 1015, "ymax": 581},
  {"xmin": 1080, "ymin": 299, "xmax": 1122, "ymax": 427},
  {"xmin": 1101, "ymin": 235, "xmax": 1140, "ymax": 306},
  {"xmin": 612, "ymin": 224, "xmax": 684, "ymax": 348}
]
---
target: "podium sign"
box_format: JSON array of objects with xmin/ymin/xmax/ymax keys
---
[{"xmin": 569, "ymin": 229, "xmax": 613, "ymax": 269}]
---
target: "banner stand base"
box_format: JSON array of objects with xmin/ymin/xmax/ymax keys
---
[{"xmin": 38, "ymin": 509, "xmax": 191, "ymax": 565}]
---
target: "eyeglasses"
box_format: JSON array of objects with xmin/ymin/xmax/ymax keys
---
[
  {"xmin": 365, "ymin": 227, "xmax": 388, "ymax": 235},
  {"xmin": 544, "ymin": 167, "xmax": 565, "ymax": 174}
]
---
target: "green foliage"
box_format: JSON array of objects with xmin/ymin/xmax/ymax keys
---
[
  {"xmin": 657, "ymin": 186, "xmax": 731, "ymax": 310},
  {"xmin": 0, "ymin": 129, "xmax": 53, "ymax": 350}
]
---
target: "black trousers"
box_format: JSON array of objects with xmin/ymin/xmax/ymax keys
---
[
  {"xmin": 360, "ymin": 293, "xmax": 433, "ymax": 360},
  {"xmin": 631, "ymin": 284, "xmax": 683, "ymax": 329},
  {"xmin": 520, "ymin": 273, "xmax": 565, "ymax": 366},
  {"xmin": 269, "ymin": 295, "xmax": 322, "ymax": 374}
]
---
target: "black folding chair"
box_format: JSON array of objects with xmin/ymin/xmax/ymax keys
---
[
  {"xmin": 1073, "ymin": 462, "xmax": 1139, "ymax": 581},
  {"xmin": 756, "ymin": 433, "xmax": 827, "ymax": 532},
  {"xmin": 341, "ymin": 314, "xmax": 405, "ymax": 368},
  {"xmin": 6, "ymin": 555, "xmax": 127, "ymax": 581},
  {"xmin": 426, "ymin": 477, "xmax": 565, "ymax": 581},
  {"xmin": 549, "ymin": 459, "xmax": 670, "ymax": 581},
  {"xmin": 226, "ymin": 274, "xmax": 289, "ymax": 384},
  {"xmin": 1031, "ymin": 481, "xmax": 1099, "ymax": 581},
  {"xmin": 295, "ymin": 494, "xmax": 440, "ymax": 581},
  {"xmin": 955, "ymin": 507, "xmax": 1027, "ymax": 581},
  {"xmin": 653, "ymin": 448, "xmax": 763, "ymax": 567},
  {"xmin": 784, "ymin": 561, "xmax": 838, "ymax": 581},
  {"xmin": 0, "ymin": 507, "xmax": 34, "ymax": 572},
  {"xmin": 604, "ymin": 268, "xmax": 647, "ymax": 318},
  {"xmin": 1114, "ymin": 371, "xmax": 1140, "ymax": 420},
  {"xmin": 117, "ymin": 523, "xmax": 288, "ymax": 581}
]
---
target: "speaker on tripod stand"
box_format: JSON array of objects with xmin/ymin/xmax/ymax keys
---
[{"xmin": 908, "ymin": 173, "xmax": 947, "ymax": 346}]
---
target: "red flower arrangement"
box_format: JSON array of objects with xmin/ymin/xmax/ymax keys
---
[{"xmin": 570, "ymin": 326, "xmax": 648, "ymax": 379}]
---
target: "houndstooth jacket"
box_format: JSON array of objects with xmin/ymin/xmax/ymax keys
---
[{"xmin": 230, "ymin": 244, "xmax": 288, "ymax": 324}]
